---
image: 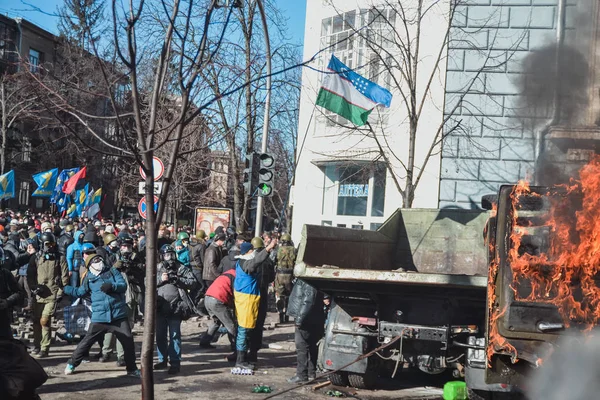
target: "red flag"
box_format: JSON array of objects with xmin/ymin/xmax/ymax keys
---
[{"xmin": 62, "ymin": 166, "xmax": 86, "ymax": 194}]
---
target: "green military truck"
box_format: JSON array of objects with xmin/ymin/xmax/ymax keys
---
[{"xmin": 294, "ymin": 185, "xmax": 566, "ymax": 399}]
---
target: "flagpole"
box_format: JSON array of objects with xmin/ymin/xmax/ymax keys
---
[{"xmin": 254, "ymin": 0, "xmax": 272, "ymax": 238}]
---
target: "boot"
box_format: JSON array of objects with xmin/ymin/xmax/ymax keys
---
[
  {"xmin": 226, "ymin": 351, "xmax": 237, "ymax": 363},
  {"xmin": 279, "ymin": 312, "xmax": 285, "ymax": 324},
  {"xmin": 235, "ymin": 351, "xmax": 254, "ymax": 370}
]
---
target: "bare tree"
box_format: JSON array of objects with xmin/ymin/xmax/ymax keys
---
[
  {"xmin": 199, "ymin": 0, "xmax": 302, "ymax": 231},
  {"xmin": 320, "ymin": 0, "xmax": 525, "ymax": 207},
  {"xmin": 0, "ymin": 72, "xmax": 39, "ymax": 174}
]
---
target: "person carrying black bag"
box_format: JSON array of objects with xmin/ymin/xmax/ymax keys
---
[{"xmin": 155, "ymin": 245, "xmax": 195, "ymax": 374}]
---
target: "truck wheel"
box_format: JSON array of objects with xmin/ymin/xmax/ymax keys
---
[
  {"xmin": 348, "ymin": 371, "xmax": 376, "ymax": 389},
  {"xmin": 328, "ymin": 371, "xmax": 349, "ymax": 387}
]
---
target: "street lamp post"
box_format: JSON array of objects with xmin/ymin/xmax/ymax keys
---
[{"xmin": 254, "ymin": 0, "xmax": 271, "ymax": 238}]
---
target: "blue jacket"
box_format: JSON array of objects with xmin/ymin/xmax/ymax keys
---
[
  {"xmin": 66, "ymin": 230, "xmax": 85, "ymax": 272},
  {"xmin": 175, "ymin": 241, "xmax": 190, "ymax": 267},
  {"xmin": 64, "ymin": 265, "xmax": 128, "ymax": 323}
]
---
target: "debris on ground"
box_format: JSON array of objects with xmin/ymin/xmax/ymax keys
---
[{"xmin": 252, "ymin": 385, "xmax": 273, "ymax": 393}]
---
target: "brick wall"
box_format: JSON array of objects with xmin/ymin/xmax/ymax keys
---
[{"xmin": 440, "ymin": 0, "xmax": 565, "ymax": 208}]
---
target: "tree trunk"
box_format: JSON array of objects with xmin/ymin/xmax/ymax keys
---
[
  {"xmin": 405, "ymin": 121, "xmax": 417, "ymax": 208},
  {"xmin": 141, "ymin": 156, "xmax": 157, "ymax": 399}
]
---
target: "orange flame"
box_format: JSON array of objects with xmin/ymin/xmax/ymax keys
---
[{"xmin": 488, "ymin": 158, "xmax": 600, "ymax": 365}]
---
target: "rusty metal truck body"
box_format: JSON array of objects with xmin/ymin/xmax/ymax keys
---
[{"xmin": 294, "ymin": 194, "xmax": 537, "ymax": 397}]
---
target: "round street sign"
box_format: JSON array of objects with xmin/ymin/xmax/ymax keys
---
[
  {"xmin": 139, "ymin": 156, "xmax": 165, "ymax": 181},
  {"xmin": 138, "ymin": 196, "xmax": 159, "ymax": 220}
]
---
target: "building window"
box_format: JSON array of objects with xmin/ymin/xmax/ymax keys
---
[
  {"xmin": 21, "ymin": 139, "xmax": 31, "ymax": 163},
  {"xmin": 351, "ymin": 224, "xmax": 364, "ymax": 230},
  {"xmin": 35, "ymin": 198, "xmax": 43, "ymax": 209},
  {"xmin": 337, "ymin": 165, "xmax": 369, "ymax": 216},
  {"xmin": 19, "ymin": 182, "xmax": 29, "ymax": 206},
  {"xmin": 29, "ymin": 48, "xmax": 41, "ymax": 73},
  {"xmin": 370, "ymin": 222, "xmax": 383, "ymax": 231},
  {"xmin": 321, "ymin": 220, "xmax": 332, "ymax": 226},
  {"xmin": 318, "ymin": 8, "xmax": 394, "ymax": 128}
]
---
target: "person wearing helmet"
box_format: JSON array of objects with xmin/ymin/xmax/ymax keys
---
[
  {"xmin": 103, "ymin": 233, "xmax": 119, "ymax": 266},
  {"xmin": 174, "ymin": 232, "xmax": 191, "ymax": 268},
  {"xmin": 103, "ymin": 234, "xmax": 146, "ymax": 367},
  {"xmin": 63, "ymin": 254, "xmax": 141, "ymax": 378},
  {"xmin": 274, "ymin": 233, "xmax": 296, "ymax": 323},
  {"xmin": 66, "ymin": 230, "xmax": 86, "ymax": 289},
  {"xmin": 58, "ymin": 224, "xmax": 75, "ymax": 260},
  {"xmin": 247, "ymin": 235, "xmax": 277, "ymax": 364},
  {"xmin": 232, "ymin": 237, "xmax": 277, "ymax": 370},
  {"xmin": 27, "ymin": 232, "xmax": 68, "ymax": 358},
  {"xmin": 155, "ymin": 244, "xmax": 195, "ymax": 374}
]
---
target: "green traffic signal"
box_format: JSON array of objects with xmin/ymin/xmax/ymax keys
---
[
  {"xmin": 258, "ymin": 183, "xmax": 272, "ymax": 196},
  {"xmin": 257, "ymin": 152, "xmax": 275, "ymax": 197}
]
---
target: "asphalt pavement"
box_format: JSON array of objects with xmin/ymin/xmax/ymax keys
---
[{"xmin": 27, "ymin": 312, "xmax": 445, "ymax": 400}]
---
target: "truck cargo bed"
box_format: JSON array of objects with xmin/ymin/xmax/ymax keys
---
[{"xmin": 294, "ymin": 264, "xmax": 487, "ymax": 298}]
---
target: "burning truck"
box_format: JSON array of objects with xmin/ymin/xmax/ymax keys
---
[{"xmin": 292, "ymin": 154, "xmax": 600, "ymax": 398}]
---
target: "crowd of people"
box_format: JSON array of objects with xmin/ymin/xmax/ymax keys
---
[{"xmin": 0, "ymin": 210, "xmax": 328, "ymax": 398}]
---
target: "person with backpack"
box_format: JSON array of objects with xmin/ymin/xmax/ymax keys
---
[
  {"xmin": 274, "ymin": 233, "xmax": 296, "ymax": 323},
  {"xmin": 155, "ymin": 245, "xmax": 195, "ymax": 374},
  {"xmin": 27, "ymin": 232, "xmax": 69, "ymax": 358},
  {"xmin": 63, "ymin": 254, "xmax": 141, "ymax": 377}
]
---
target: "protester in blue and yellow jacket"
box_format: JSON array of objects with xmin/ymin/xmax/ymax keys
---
[{"xmin": 233, "ymin": 237, "xmax": 277, "ymax": 370}]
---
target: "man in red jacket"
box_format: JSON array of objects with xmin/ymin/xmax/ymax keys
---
[{"xmin": 199, "ymin": 267, "xmax": 237, "ymax": 359}]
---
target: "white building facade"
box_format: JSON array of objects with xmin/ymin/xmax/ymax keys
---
[{"xmin": 291, "ymin": 0, "xmax": 450, "ymax": 241}]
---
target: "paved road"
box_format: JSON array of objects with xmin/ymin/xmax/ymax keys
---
[{"xmin": 31, "ymin": 313, "xmax": 445, "ymax": 400}]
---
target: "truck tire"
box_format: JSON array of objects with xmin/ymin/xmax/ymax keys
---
[
  {"xmin": 328, "ymin": 371, "xmax": 349, "ymax": 387},
  {"xmin": 348, "ymin": 371, "xmax": 376, "ymax": 389}
]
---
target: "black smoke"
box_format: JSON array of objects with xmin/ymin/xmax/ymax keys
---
[{"xmin": 516, "ymin": 44, "xmax": 589, "ymax": 127}]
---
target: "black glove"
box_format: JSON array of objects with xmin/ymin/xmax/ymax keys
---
[
  {"xmin": 100, "ymin": 282, "xmax": 112, "ymax": 293},
  {"xmin": 31, "ymin": 285, "xmax": 42, "ymax": 295}
]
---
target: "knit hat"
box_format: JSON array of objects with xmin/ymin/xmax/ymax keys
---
[{"xmin": 240, "ymin": 242, "xmax": 253, "ymax": 255}]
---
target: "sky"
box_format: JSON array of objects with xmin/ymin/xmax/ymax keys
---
[{"xmin": 0, "ymin": 0, "xmax": 307, "ymax": 45}]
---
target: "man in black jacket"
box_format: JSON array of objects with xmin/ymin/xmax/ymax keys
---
[
  {"xmin": 202, "ymin": 233, "xmax": 225, "ymax": 288},
  {"xmin": 0, "ymin": 263, "xmax": 22, "ymax": 339},
  {"xmin": 286, "ymin": 279, "xmax": 325, "ymax": 383}
]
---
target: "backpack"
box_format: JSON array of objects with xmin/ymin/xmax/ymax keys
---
[{"xmin": 277, "ymin": 246, "xmax": 296, "ymax": 270}]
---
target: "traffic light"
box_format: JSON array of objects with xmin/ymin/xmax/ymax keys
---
[
  {"xmin": 257, "ymin": 152, "xmax": 275, "ymax": 197},
  {"xmin": 243, "ymin": 152, "xmax": 259, "ymax": 196}
]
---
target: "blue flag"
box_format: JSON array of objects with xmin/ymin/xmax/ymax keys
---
[
  {"xmin": 75, "ymin": 183, "xmax": 89, "ymax": 206},
  {"xmin": 56, "ymin": 193, "xmax": 70, "ymax": 213},
  {"xmin": 0, "ymin": 170, "xmax": 15, "ymax": 200},
  {"xmin": 51, "ymin": 168, "xmax": 79, "ymax": 203},
  {"xmin": 32, "ymin": 168, "xmax": 59, "ymax": 197}
]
